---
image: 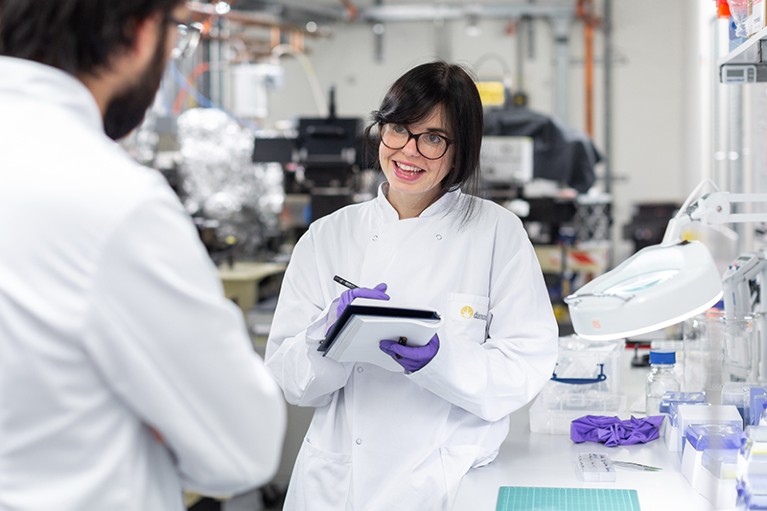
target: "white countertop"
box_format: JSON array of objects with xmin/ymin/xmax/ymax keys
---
[{"xmin": 452, "ymin": 347, "xmax": 725, "ymax": 511}]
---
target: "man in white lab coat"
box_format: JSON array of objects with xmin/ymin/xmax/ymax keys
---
[{"xmin": 0, "ymin": 1, "xmax": 286, "ymax": 510}]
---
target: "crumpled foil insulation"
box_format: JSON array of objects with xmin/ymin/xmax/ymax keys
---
[{"xmin": 177, "ymin": 108, "xmax": 283, "ymax": 257}]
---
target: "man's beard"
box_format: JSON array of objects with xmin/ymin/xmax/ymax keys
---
[{"xmin": 103, "ymin": 32, "xmax": 168, "ymax": 141}]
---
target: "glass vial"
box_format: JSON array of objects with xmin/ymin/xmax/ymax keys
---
[{"xmin": 646, "ymin": 351, "xmax": 681, "ymax": 415}]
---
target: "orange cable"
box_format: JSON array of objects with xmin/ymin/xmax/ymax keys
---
[{"xmin": 173, "ymin": 61, "xmax": 210, "ymax": 115}]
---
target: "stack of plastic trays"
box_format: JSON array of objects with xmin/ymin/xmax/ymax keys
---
[
  {"xmin": 660, "ymin": 391, "xmax": 707, "ymax": 414},
  {"xmin": 722, "ymin": 383, "xmax": 767, "ymax": 427},
  {"xmin": 737, "ymin": 426, "xmax": 767, "ymax": 510},
  {"xmin": 737, "ymin": 476, "xmax": 767, "ymax": 510},
  {"xmin": 681, "ymin": 424, "xmax": 742, "ymax": 486},
  {"xmin": 702, "ymin": 449, "xmax": 738, "ymax": 508},
  {"xmin": 752, "ymin": 388, "xmax": 767, "ymax": 426},
  {"xmin": 663, "ymin": 395, "xmax": 710, "ymax": 452},
  {"xmin": 675, "ymin": 405, "xmax": 743, "ymax": 461}
]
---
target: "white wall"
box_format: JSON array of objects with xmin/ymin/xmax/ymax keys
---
[{"xmin": 255, "ymin": 0, "xmax": 703, "ymax": 261}]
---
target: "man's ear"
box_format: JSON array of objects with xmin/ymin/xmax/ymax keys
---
[{"xmin": 125, "ymin": 13, "xmax": 163, "ymax": 67}]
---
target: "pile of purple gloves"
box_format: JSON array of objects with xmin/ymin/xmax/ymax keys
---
[
  {"xmin": 335, "ymin": 284, "xmax": 439, "ymax": 373},
  {"xmin": 571, "ymin": 415, "xmax": 665, "ymax": 447}
]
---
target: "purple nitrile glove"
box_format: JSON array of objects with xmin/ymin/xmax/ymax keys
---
[
  {"xmin": 570, "ymin": 415, "xmax": 665, "ymax": 447},
  {"xmin": 379, "ymin": 334, "xmax": 440, "ymax": 373},
  {"xmin": 336, "ymin": 283, "xmax": 389, "ymax": 319}
]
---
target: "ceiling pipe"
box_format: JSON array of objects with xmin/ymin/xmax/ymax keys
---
[
  {"xmin": 577, "ymin": 0, "xmax": 602, "ymax": 138},
  {"xmin": 187, "ymin": 0, "xmax": 327, "ymax": 35},
  {"xmin": 357, "ymin": 3, "xmax": 573, "ymax": 23}
]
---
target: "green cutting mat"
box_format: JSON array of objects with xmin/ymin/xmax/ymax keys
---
[{"xmin": 496, "ymin": 486, "xmax": 641, "ymax": 511}]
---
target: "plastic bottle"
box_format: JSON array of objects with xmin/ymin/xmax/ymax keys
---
[{"xmin": 646, "ymin": 351, "xmax": 681, "ymax": 415}]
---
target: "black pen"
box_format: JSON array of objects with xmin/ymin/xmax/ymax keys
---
[{"xmin": 333, "ymin": 275, "xmax": 358, "ymax": 289}]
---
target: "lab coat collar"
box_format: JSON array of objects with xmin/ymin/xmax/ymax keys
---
[
  {"xmin": 0, "ymin": 56, "xmax": 103, "ymax": 135},
  {"xmin": 375, "ymin": 182, "xmax": 462, "ymax": 222}
]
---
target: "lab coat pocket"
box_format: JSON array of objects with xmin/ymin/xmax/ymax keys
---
[
  {"xmin": 445, "ymin": 293, "xmax": 490, "ymax": 344},
  {"xmin": 287, "ymin": 437, "xmax": 352, "ymax": 510}
]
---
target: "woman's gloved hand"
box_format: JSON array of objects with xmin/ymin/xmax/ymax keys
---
[
  {"xmin": 379, "ymin": 334, "xmax": 440, "ymax": 373},
  {"xmin": 324, "ymin": 283, "xmax": 389, "ymax": 337},
  {"xmin": 336, "ymin": 283, "xmax": 389, "ymax": 319}
]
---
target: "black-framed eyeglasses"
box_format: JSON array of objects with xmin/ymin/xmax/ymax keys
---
[
  {"xmin": 166, "ymin": 16, "xmax": 204, "ymax": 59},
  {"xmin": 379, "ymin": 123, "xmax": 452, "ymax": 160}
]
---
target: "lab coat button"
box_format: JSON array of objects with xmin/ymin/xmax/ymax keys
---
[
  {"xmin": 355, "ymin": 438, "xmax": 362, "ymax": 445},
  {"xmin": 436, "ymin": 234, "xmax": 442, "ymax": 240},
  {"xmin": 357, "ymin": 366, "xmax": 364, "ymax": 373},
  {"xmin": 372, "ymin": 234, "xmax": 379, "ymax": 241}
]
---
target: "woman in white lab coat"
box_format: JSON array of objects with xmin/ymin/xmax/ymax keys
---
[{"xmin": 265, "ymin": 61, "xmax": 558, "ymax": 511}]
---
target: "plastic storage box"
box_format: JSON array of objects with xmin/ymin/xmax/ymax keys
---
[
  {"xmin": 529, "ymin": 336, "xmax": 626, "ymax": 434},
  {"xmin": 549, "ymin": 336, "xmax": 623, "ymax": 393},
  {"xmin": 529, "ymin": 389, "xmax": 627, "ymax": 434}
]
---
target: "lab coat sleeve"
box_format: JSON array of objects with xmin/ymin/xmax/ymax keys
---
[
  {"xmin": 409, "ymin": 235, "xmax": 558, "ymax": 423},
  {"xmin": 265, "ymin": 228, "xmax": 352, "ymax": 408},
  {"xmin": 80, "ymin": 188, "xmax": 286, "ymax": 497}
]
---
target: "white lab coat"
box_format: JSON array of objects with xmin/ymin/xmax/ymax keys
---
[
  {"xmin": 266, "ymin": 185, "xmax": 558, "ymax": 511},
  {"xmin": 0, "ymin": 57, "xmax": 286, "ymax": 511}
]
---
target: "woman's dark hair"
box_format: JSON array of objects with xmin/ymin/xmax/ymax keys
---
[
  {"xmin": 0, "ymin": 0, "xmax": 183, "ymax": 76},
  {"xmin": 364, "ymin": 61, "xmax": 484, "ymax": 219}
]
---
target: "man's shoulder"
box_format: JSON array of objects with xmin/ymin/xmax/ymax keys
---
[{"xmin": 77, "ymin": 140, "xmax": 174, "ymax": 202}]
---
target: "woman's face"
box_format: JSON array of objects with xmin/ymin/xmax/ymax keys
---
[{"xmin": 379, "ymin": 105, "xmax": 454, "ymax": 218}]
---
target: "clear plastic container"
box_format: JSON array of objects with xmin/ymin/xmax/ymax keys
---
[
  {"xmin": 646, "ymin": 351, "xmax": 681, "ymax": 415},
  {"xmin": 683, "ymin": 309, "xmax": 725, "ymax": 397},
  {"xmin": 703, "ymin": 448, "xmax": 738, "ymax": 479},
  {"xmin": 722, "ymin": 315, "xmax": 759, "ymax": 383},
  {"xmin": 528, "ymin": 388, "xmax": 627, "ymax": 434},
  {"xmin": 660, "ymin": 391, "xmax": 707, "ymax": 414},
  {"xmin": 685, "ymin": 423, "xmax": 742, "ymax": 451},
  {"xmin": 721, "ymin": 382, "xmax": 767, "ymax": 427}
]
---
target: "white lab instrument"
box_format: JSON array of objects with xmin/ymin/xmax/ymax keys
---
[
  {"xmin": 722, "ymin": 252, "xmax": 767, "ymax": 382},
  {"xmin": 566, "ymin": 180, "xmax": 767, "ymax": 341},
  {"xmin": 479, "ymin": 136, "xmax": 534, "ymax": 185},
  {"xmin": 231, "ymin": 62, "xmax": 284, "ymax": 118}
]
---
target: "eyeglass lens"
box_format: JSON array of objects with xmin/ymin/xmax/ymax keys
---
[
  {"xmin": 172, "ymin": 22, "xmax": 202, "ymax": 59},
  {"xmin": 380, "ymin": 124, "xmax": 448, "ymax": 160}
]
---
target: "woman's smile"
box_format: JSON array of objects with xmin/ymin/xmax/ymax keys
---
[{"xmin": 392, "ymin": 160, "xmax": 425, "ymax": 181}]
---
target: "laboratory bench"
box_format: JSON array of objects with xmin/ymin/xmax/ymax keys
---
[
  {"xmin": 241, "ymin": 282, "xmax": 718, "ymax": 510},
  {"xmin": 452, "ymin": 346, "xmax": 721, "ymax": 511}
]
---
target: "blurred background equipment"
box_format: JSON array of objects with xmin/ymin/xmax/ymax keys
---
[
  {"xmin": 176, "ymin": 107, "xmax": 284, "ymax": 262},
  {"xmin": 251, "ymin": 86, "xmax": 373, "ymax": 246},
  {"xmin": 483, "ymin": 103, "xmax": 600, "ymax": 194},
  {"xmin": 622, "ymin": 202, "xmax": 681, "ymax": 254}
]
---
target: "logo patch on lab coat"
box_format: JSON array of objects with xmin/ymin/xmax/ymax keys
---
[{"xmin": 460, "ymin": 305, "xmax": 488, "ymax": 321}]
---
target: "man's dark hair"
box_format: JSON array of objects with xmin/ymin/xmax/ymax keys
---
[{"xmin": 0, "ymin": 0, "xmax": 182, "ymax": 76}]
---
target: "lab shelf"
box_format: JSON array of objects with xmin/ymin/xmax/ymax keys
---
[{"xmin": 718, "ymin": 25, "xmax": 767, "ymax": 82}]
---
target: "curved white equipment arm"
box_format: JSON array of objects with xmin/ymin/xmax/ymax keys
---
[{"xmin": 662, "ymin": 190, "xmax": 767, "ymax": 246}]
